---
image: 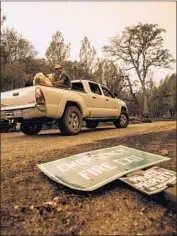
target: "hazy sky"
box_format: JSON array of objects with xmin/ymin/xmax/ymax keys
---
[{"xmin": 2, "ymin": 1, "xmax": 176, "ymax": 82}]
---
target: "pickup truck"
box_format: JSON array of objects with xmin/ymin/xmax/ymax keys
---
[{"xmin": 1, "ymin": 80, "xmax": 129, "ymax": 136}]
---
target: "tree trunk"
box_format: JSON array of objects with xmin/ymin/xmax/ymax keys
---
[
  {"xmin": 142, "ymin": 87, "xmax": 152, "ymax": 122},
  {"xmin": 143, "ymin": 91, "xmax": 149, "ymax": 115},
  {"xmin": 142, "ymin": 84, "xmax": 149, "ymax": 116},
  {"xmin": 126, "ymin": 76, "xmax": 144, "ymax": 117}
]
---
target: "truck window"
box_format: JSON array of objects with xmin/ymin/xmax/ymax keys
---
[
  {"xmin": 89, "ymin": 82, "xmax": 102, "ymax": 95},
  {"xmin": 71, "ymin": 82, "xmax": 85, "ymax": 92},
  {"xmin": 101, "ymin": 86, "xmax": 114, "ymax": 98}
]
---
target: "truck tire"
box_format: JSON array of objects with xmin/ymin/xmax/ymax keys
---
[
  {"xmin": 20, "ymin": 121, "xmax": 42, "ymax": 135},
  {"xmin": 58, "ymin": 106, "xmax": 83, "ymax": 135},
  {"xmin": 113, "ymin": 110, "xmax": 129, "ymax": 128},
  {"xmin": 86, "ymin": 121, "xmax": 98, "ymax": 129}
]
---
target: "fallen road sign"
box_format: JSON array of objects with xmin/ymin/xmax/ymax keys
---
[
  {"xmin": 38, "ymin": 145, "xmax": 170, "ymax": 191},
  {"xmin": 119, "ymin": 166, "xmax": 176, "ymax": 195}
]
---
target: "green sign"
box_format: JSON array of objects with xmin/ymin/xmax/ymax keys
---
[
  {"xmin": 38, "ymin": 145, "xmax": 170, "ymax": 191},
  {"xmin": 120, "ymin": 166, "xmax": 176, "ymax": 195}
]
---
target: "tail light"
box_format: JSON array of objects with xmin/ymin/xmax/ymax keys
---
[{"xmin": 35, "ymin": 87, "xmax": 45, "ymax": 105}]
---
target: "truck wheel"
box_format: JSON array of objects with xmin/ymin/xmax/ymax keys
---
[
  {"xmin": 58, "ymin": 106, "xmax": 83, "ymax": 135},
  {"xmin": 20, "ymin": 121, "xmax": 42, "ymax": 135},
  {"xmin": 86, "ymin": 121, "xmax": 98, "ymax": 129},
  {"xmin": 113, "ymin": 110, "xmax": 129, "ymax": 128}
]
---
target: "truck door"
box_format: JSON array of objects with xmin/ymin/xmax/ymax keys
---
[
  {"xmin": 100, "ymin": 85, "xmax": 119, "ymax": 117},
  {"xmin": 88, "ymin": 82, "xmax": 109, "ymax": 117}
]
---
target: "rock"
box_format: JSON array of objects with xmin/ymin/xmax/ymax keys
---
[
  {"xmin": 66, "ymin": 212, "xmax": 72, "ymax": 216},
  {"xmin": 57, "ymin": 207, "xmax": 63, "ymax": 213},
  {"xmin": 133, "ymin": 222, "xmax": 138, "ymax": 227},
  {"xmin": 140, "ymin": 207, "xmax": 145, "ymax": 215},
  {"xmin": 43, "ymin": 201, "xmax": 57, "ymax": 207},
  {"xmin": 29, "ymin": 205, "xmax": 34, "ymax": 210},
  {"xmin": 53, "ymin": 196, "xmax": 60, "ymax": 202},
  {"xmin": 161, "ymin": 149, "xmax": 168, "ymax": 156}
]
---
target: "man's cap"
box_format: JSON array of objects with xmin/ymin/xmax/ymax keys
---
[{"xmin": 55, "ymin": 64, "xmax": 62, "ymax": 69}]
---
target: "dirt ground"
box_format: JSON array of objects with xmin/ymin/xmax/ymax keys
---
[{"xmin": 1, "ymin": 121, "xmax": 176, "ymax": 235}]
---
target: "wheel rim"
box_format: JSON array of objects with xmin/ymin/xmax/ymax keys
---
[
  {"xmin": 120, "ymin": 114, "xmax": 127, "ymax": 125},
  {"xmin": 68, "ymin": 112, "xmax": 79, "ymax": 130}
]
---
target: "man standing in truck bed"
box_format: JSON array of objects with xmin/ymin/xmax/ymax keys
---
[{"xmin": 52, "ymin": 64, "xmax": 71, "ymax": 89}]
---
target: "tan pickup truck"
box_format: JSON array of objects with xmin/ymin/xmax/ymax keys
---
[{"xmin": 1, "ymin": 80, "xmax": 129, "ymax": 135}]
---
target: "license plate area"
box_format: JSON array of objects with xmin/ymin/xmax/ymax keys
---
[
  {"xmin": 13, "ymin": 110, "xmax": 22, "ymax": 117},
  {"xmin": 1, "ymin": 109, "xmax": 23, "ymax": 118}
]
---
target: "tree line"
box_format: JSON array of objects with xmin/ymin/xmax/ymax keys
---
[{"xmin": 1, "ymin": 15, "xmax": 176, "ymax": 118}]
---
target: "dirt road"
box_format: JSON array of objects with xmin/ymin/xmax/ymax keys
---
[{"xmin": 1, "ymin": 121, "xmax": 176, "ymax": 235}]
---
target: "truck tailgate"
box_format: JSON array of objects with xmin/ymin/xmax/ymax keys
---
[{"xmin": 1, "ymin": 87, "xmax": 36, "ymax": 111}]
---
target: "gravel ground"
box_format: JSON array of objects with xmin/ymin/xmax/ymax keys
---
[{"xmin": 1, "ymin": 121, "xmax": 176, "ymax": 235}]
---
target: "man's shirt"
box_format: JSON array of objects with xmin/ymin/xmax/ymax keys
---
[{"xmin": 54, "ymin": 71, "xmax": 71, "ymax": 88}]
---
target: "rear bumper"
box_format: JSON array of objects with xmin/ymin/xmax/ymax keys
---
[
  {"xmin": 1, "ymin": 105, "xmax": 46, "ymax": 121},
  {"xmin": 23, "ymin": 105, "xmax": 46, "ymax": 119}
]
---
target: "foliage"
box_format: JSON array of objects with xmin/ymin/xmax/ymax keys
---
[
  {"xmin": 1, "ymin": 28, "xmax": 37, "ymax": 65},
  {"xmin": 1, "ymin": 15, "xmax": 6, "ymax": 26},
  {"xmin": 79, "ymin": 37, "xmax": 96, "ymax": 74},
  {"xmin": 63, "ymin": 60, "xmax": 93, "ymax": 80},
  {"xmin": 1, "ymin": 25, "xmax": 38, "ymax": 91},
  {"xmin": 45, "ymin": 31, "xmax": 70, "ymax": 65},
  {"xmin": 103, "ymin": 22, "xmax": 175, "ymax": 115},
  {"xmin": 149, "ymin": 73, "xmax": 176, "ymax": 117},
  {"xmin": 93, "ymin": 59, "xmax": 127, "ymax": 94}
]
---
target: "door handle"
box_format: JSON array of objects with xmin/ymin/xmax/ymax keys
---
[
  {"xmin": 13, "ymin": 92, "xmax": 19, "ymax": 96},
  {"xmin": 106, "ymin": 98, "xmax": 109, "ymax": 101},
  {"xmin": 92, "ymin": 96, "xmax": 97, "ymax": 99}
]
